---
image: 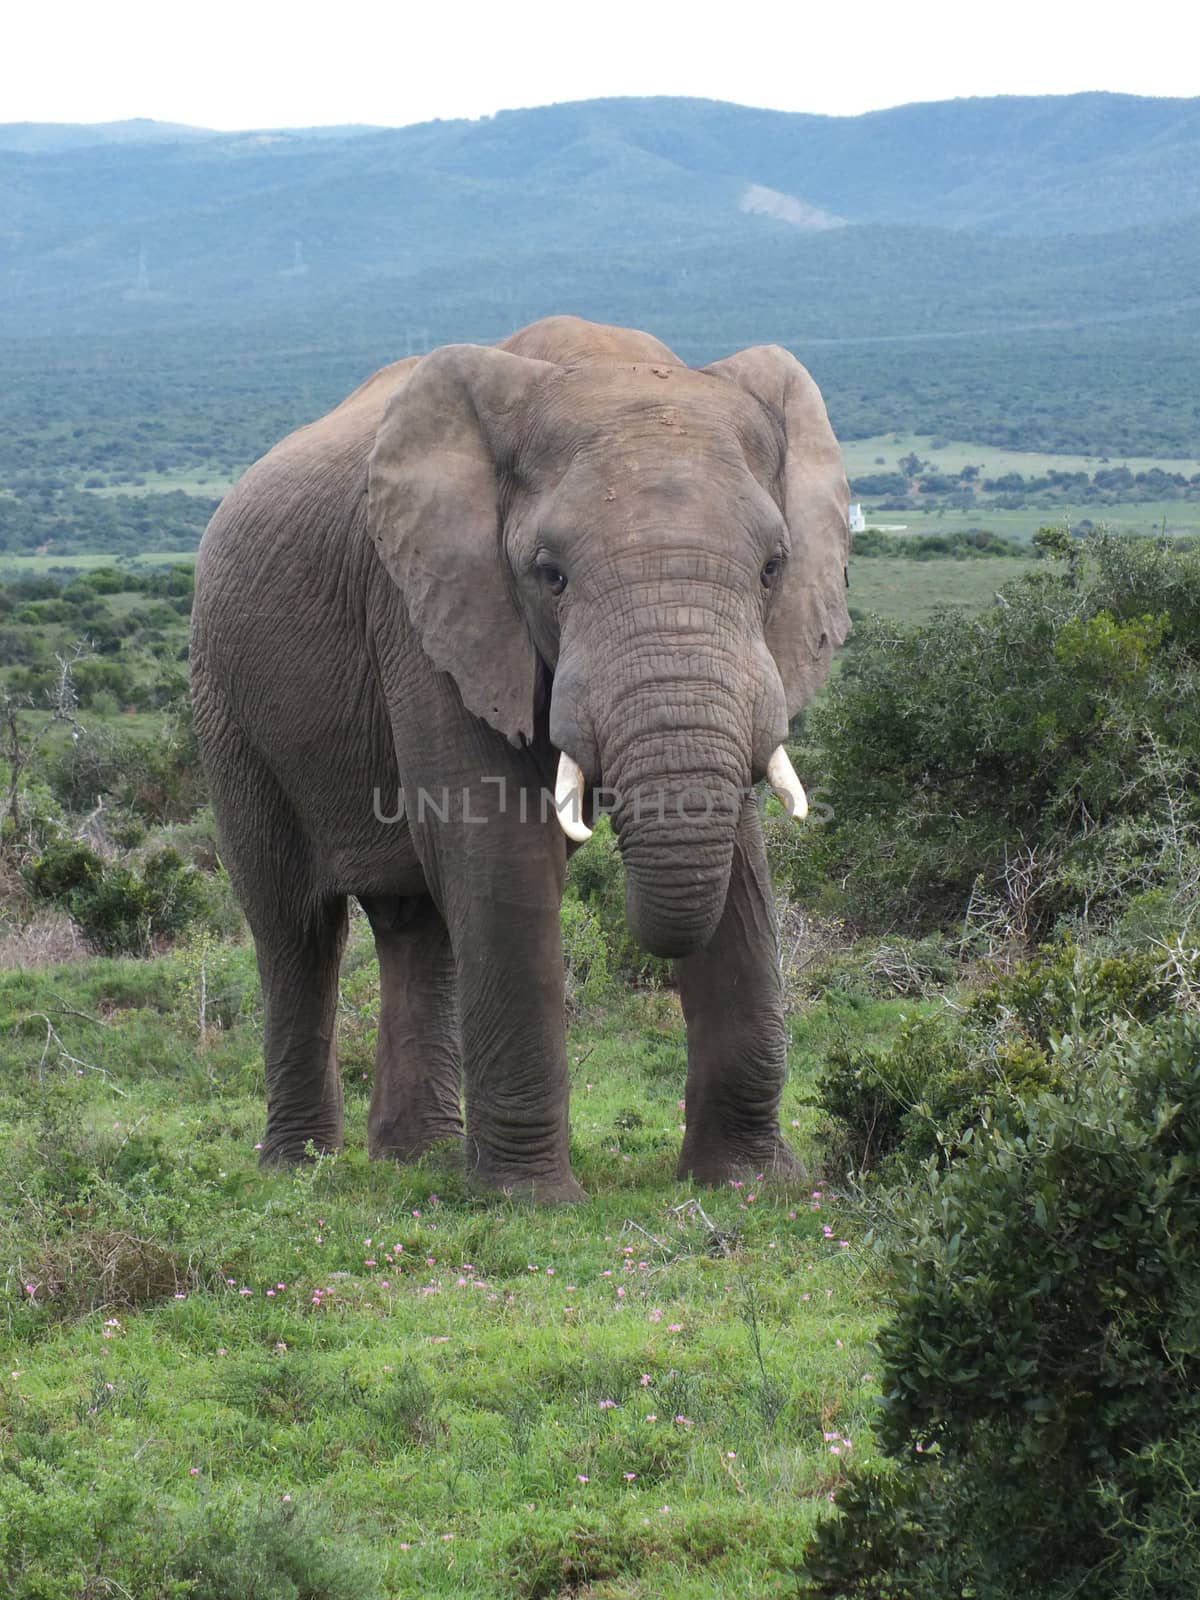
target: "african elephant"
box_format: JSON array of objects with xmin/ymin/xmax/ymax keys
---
[{"xmin": 190, "ymin": 315, "xmax": 850, "ymax": 1200}]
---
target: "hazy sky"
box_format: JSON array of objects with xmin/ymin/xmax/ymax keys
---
[{"xmin": 4, "ymin": 0, "xmax": 1196, "ymax": 129}]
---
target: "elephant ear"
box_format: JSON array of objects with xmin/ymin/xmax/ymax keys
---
[
  {"xmin": 367, "ymin": 344, "xmax": 555, "ymax": 745},
  {"xmin": 704, "ymin": 345, "xmax": 851, "ymax": 719}
]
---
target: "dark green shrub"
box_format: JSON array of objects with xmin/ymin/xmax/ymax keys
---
[
  {"xmin": 71, "ymin": 657, "xmax": 138, "ymax": 708},
  {"xmin": 27, "ymin": 842, "xmax": 209, "ymax": 955},
  {"xmin": 813, "ymin": 940, "xmax": 1168, "ymax": 1179},
  {"xmin": 44, "ymin": 712, "xmax": 205, "ymax": 823},
  {"xmin": 26, "ymin": 841, "xmax": 103, "ymax": 902},
  {"xmin": 813, "ymin": 1013, "xmax": 1061, "ymax": 1177},
  {"xmin": 851, "ymin": 528, "xmax": 1030, "ymax": 560},
  {"xmin": 808, "ymin": 534, "xmax": 1200, "ymax": 934},
  {"xmin": 969, "ymin": 937, "xmax": 1177, "ymax": 1047},
  {"xmin": 803, "ymin": 1018, "xmax": 1200, "ymax": 1600}
]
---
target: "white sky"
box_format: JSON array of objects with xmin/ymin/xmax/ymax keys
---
[{"xmin": 3, "ymin": 0, "xmax": 1196, "ymax": 130}]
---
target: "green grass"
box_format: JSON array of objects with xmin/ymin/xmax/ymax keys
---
[
  {"xmin": 841, "ymin": 432, "xmax": 1200, "ymax": 482},
  {"xmin": 0, "ymin": 550, "xmax": 199, "ymax": 575},
  {"xmin": 0, "ymin": 930, "xmax": 895, "ymax": 1598},
  {"xmin": 862, "ymin": 501, "xmax": 1200, "ymax": 540},
  {"xmin": 848, "ymin": 555, "xmax": 1042, "ymax": 620},
  {"xmin": 0, "ymin": 548, "xmax": 1041, "ymax": 639}
]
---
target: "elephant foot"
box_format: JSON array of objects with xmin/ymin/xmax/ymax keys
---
[
  {"xmin": 368, "ymin": 1121, "xmax": 464, "ymax": 1164},
  {"xmin": 258, "ymin": 1126, "xmax": 344, "ymax": 1166},
  {"xmin": 468, "ymin": 1162, "xmax": 587, "ymax": 1205},
  {"xmin": 676, "ymin": 1133, "xmax": 806, "ymax": 1189}
]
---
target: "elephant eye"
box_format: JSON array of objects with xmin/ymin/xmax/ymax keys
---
[
  {"xmin": 538, "ymin": 561, "xmax": 568, "ymax": 596},
  {"xmin": 761, "ymin": 557, "xmax": 783, "ymax": 589}
]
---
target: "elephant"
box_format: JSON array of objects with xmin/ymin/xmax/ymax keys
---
[{"xmin": 190, "ymin": 315, "xmax": 850, "ymax": 1201}]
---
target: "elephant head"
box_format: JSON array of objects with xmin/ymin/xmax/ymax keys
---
[{"xmin": 366, "ymin": 331, "xmax": 850, "ymax": 957}]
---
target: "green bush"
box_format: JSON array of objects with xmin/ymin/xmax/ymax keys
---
[
  {"xmin": 807, "ymin": 534, "xmax": 1200, "ymax": 934},
  {"xmin": 969, "ymin": 937, "xmax": 1177, "ymax": 1047},
  {"xmin": 0, "ymin": 778, "xmax": 67, "ymax": 855},
  {"xmin": 812, "ymin": 939, "xmax": 1165, "ymax": 1178},
  {"xmin": 560, "ymin": 897, "xmax": 613, "ymax": 1011},
  {"xmin": 763, "ymin": 803, "xmax": 843, "ymax": 907},
  {"xmin": 27, "ymin": 841, "xmax": 210, "ymax": 955},
  {"xmin": 72, "ymin": 656, "xmax": 138, "ymax": 708},
  {"xmin": 851, "ymin": 528, "xmax": 1031, "ymax": 560},
  {"xmin": 26, "ymin": 840, "xmax": 103, "ymax": 903},
  {"xmin": 0, "ymin": 1466, "xmax": 380, "ymax": 1600},
  {"xmin": 44, "ymin": 710, "xmax": 205, "ymax": 823},
  {"xmin": 803, "ymin": 1017, "xmax": 1200, "ymax": 1599},
  {"xmin": 174, "ymin": 1494, "xmax": 383, "ymax": 1600},
  {"xmin": 813, "ymin": 1012, "xmax": 1061, "ymax": 1178}
]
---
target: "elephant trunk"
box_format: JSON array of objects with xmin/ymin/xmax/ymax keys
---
[
  {"xmin": 610, "ymin": 748, "xmax": 744, "ymax": 957},
  {"xmin": 550, "ymin": 576, "xmax": 790, "ymax": 959},
  {"xmin": 590, "ymin": 659, "xmax": 755, "ymax": 958}
]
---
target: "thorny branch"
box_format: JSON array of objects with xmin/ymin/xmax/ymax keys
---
[{"xmin": 34, "ymin": 1012, "xmax": 127, "ymax": 1096}]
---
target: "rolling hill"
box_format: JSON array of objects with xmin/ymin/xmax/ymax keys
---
[{"xmin": 0, "ymin": 90, "xmax": 1197, "ymax": 551}]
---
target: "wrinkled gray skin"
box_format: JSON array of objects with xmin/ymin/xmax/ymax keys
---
[{"xmin": 191, "ymin": 316, "xmax": 850, "ymax": 1201}]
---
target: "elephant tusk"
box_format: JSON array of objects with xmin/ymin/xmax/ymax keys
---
[
  {"xmin": 554, "ymin": 751, "xmax": 593, "ymax": 842},
  {"xmin": 767, "ymin": 745, "xmax": 809, "ymax": 821}
]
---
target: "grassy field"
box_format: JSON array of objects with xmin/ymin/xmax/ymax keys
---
[
  {"xmin": 848, "ymin": 553, "xmax": 1042, "ymax": 620},
  {"xmin": 0, "ymin": 548, "xmax": 1043, "ymax": 626},
  {"xmin": 0, "ymin": 551, "xmax": 200, "ymax": 575},
  {"xmin": 841, "ymin": 432, "xmax": 1200, "ymax": 482},
  {"xmin": 0, "ymin": 928, "xmax": 899, "ymax": 1597},
  {"xmin": 860, "ymin": 501, "xmax": 1200, "ymax": 540}
]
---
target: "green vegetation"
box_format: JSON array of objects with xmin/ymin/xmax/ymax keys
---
[
  {"xmin": 0, "ymin": 945, "xmax": 883, "ymax": 1598},
  {"xmin": 841, "ymin": 434, "xmax": 1200, "ymax": 486},
  {"xmin": 807, "ymin": 533, "xmax": 1200, "ymax": 932},
  {"xmin": 852, "ymin": 500, "xmax": 1200, "ymax": 542},
  {"xmin": 850, "ymin": 529, "xmax": 1034, "ymax": 560},
  {"xmin": 3, "ymin": 532, "xmax": 1200, "ymax": 1593},
  {"xmin": 846, "ymin": 443, "xmax": 1200, "ymax": 533},
  {"xmin": 806, "ymin": 1015, "xmax": 1200, "ymax": 1599}
]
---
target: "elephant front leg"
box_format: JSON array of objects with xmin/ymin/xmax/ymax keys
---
[
  {"xmin": 675, "ymin": 795, "xmax": 802, "ymax": 1186},
  {"xmin": 430, "ymin": 813, "xmax": 583, "ymax": 1203},
  {"xmin": 453, "ymin": 898, "xmax": 583, "ymax": 1201},
  {"xmin": 361, "ymin": 896, "xmax": 463, "ymax": 1161}
]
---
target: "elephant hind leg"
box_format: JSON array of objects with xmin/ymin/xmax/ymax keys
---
[
  {"xmin": 360, "ymin": 895, "xmax": 463, "ymax": 1161},
  {"xmin": 255, "ymin": 897, "xmax": 348, "ymax": 1164},
  {"xmin": 196, "ymin": 683, "xmax": 347, "ymax": 1164}
]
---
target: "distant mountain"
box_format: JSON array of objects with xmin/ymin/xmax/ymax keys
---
[
  {"xmin": 0, "ymin": 118, "xmax": 384, "ymax": 153},
  {"xmin": 0, "ymin": 118, "xmax": 215, "ymax": 153},
  {"xmin": 2, "ymin": 92, "xmax": 1198, "ymax": 326},
  {"xmin": 0, "ymin": 93, "xmax": 1197, "ymax": 469}
]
